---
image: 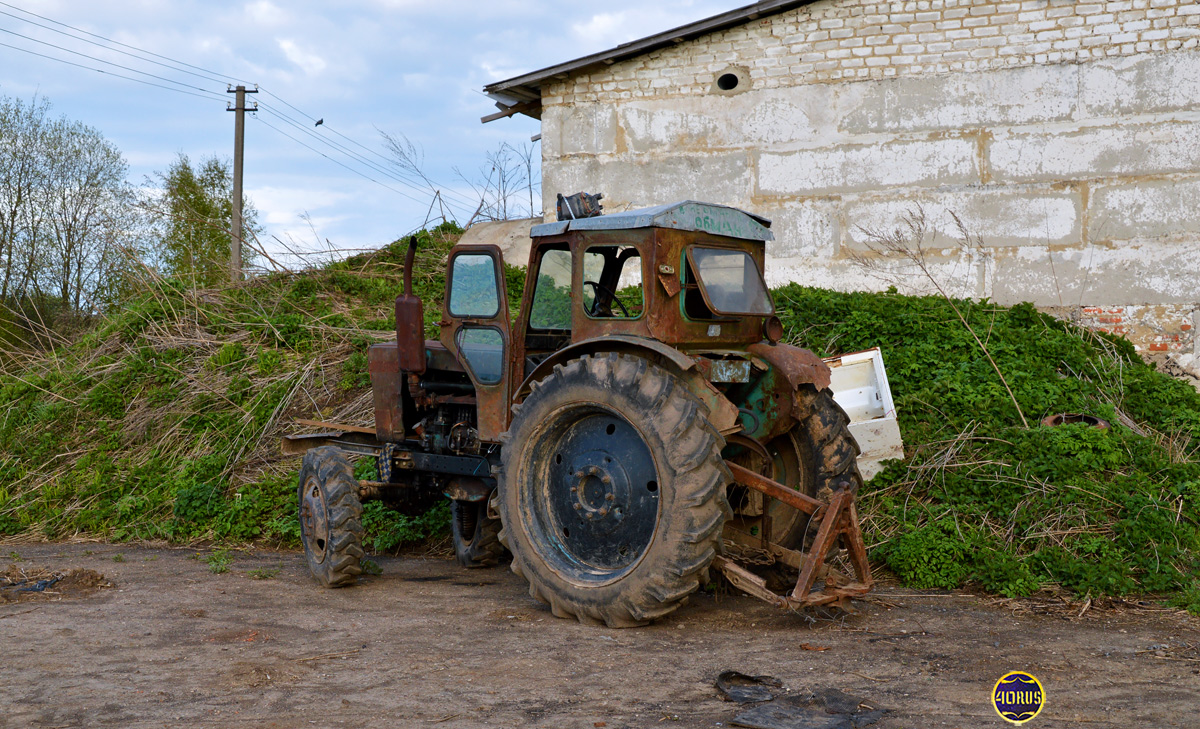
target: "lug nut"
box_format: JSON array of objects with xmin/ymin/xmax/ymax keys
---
[
  {"xmin": 598, "ymin": 507, "xmax": 609, "ymax": 517},
  {"xmin": 573, "ymin": 503, "xmax": 582, "ymax": 511},
  {"xmin": 601, "ymin": 475, "xmax": 612, "ymax": 484},
  {"xmin": 605, "ymin": 493, "xmax": 615, "ymax": 501},
  {"xmin": 570, "ymin": 486, "xmax": 577, "ymax": 494},
  {"xmin": 574, "ymin": 470, "xmax": 585, "ymax": 478},
  {"xmin": 585, "ymin": 512, "xmax": 594, "ymax": 520}
]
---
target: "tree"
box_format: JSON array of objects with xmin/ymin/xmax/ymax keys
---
[
  {"xmin": 41, "ymin": 116, "xmax": 133, "ymax": 312},
  {"xmin": 149, "ymin": 154, "xmax": 260, "ymax": 287},
  {"xmin": 0, "ymin": 94, "xmax": 136, "ymax": 323}
]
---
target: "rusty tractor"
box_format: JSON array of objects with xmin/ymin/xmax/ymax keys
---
[{"xmin": 287, "ymin": 199, "xmax": 873, "ymax": 627}]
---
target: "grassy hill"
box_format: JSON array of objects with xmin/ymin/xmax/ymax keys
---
[{"xmin": 1, "ymin": 225, "xmax": 1197, "ymax": 610}]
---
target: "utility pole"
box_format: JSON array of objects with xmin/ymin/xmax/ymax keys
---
[{"xmin": 227, "ymin": 85, "xmax": 258, "ymax": 282}]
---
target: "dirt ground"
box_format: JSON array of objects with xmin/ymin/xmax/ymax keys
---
[{"xmin": 0, "ymin": 544, "xmax": 1197, "ymax": 729}]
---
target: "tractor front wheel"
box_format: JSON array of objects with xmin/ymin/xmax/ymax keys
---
[
  {"xmin": 451, "ymin": 500, "xmax": 506, "ymax": 568},
  {"xmin": 299, "ymin": 446, "xmax": 365, "ymax": 587},
  {"xmin": 498, "ymin": 353, "xmax": 731, "ymax": 628}
]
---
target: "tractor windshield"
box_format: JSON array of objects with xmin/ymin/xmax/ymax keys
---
[{"xmin": 688, "ymin": 247, "xmax": 773, "ymax": 315}]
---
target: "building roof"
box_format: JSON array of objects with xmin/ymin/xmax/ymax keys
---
[
  {"xmin": 530, "ymin": 200, "xmax": 774, "ymax": 241},
  {"xmin": 481, "ymin": 0, "xmax": 814, "ymax": 123}
]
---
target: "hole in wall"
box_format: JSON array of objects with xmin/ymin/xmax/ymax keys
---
[{"xmin": 710, "ymin": 65, "xmax": 749, "ymax": 95}]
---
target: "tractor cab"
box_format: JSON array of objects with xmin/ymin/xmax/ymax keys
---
[{"xmin": 426, "ymin": 201, "xmax": 787, "ymax": 443}]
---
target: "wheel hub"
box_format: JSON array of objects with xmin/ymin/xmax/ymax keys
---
[
  {"xmin": 538, "ymin": 411, "xmax": 660, "ymax": 575},
  {"xmin": 300, "ymin": 477, "xmax": 329, "ymax": 563},
  {"xmin": 569, "ymin": 454, "xmax": 630, "ymax": 527}
]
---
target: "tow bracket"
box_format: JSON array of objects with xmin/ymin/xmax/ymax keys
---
[{"xmin": 713, "ymin": 462, "xmax": 873, "ymax": 612}]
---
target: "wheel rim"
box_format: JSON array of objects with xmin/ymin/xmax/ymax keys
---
[
  {"xmin": 727, "ymin": 431, "xmax": 814, "ymax": 545},
  {"xmin": 765, "ymin": 431, "xmax": 814, "ymax": 540},
  {"xmin": 525, "ymin": 407, "xmax": 660, "ymax": 582},
  {"xmin": 300, "ymin": 475, "xmax": 329, "ymax": 563}
]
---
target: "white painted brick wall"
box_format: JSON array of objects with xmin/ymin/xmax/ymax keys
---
[
  {"xmin": 542, "ymin": 0, "xmax": 1200, "ymax": 105},
  {"xmin": 533, "ymin": 0, "xmax": 1200, "ymax": 360}
]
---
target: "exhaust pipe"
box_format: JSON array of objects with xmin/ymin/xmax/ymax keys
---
[{"xmin": 395, "ymin": 235, "xmax": 426, "ymax": 373}]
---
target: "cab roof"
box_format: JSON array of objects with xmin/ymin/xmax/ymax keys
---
[{"xmin": 529, "ymin": 200, "xmax": 774, "ymax": 242}]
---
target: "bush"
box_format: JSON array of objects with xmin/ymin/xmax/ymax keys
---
[{"xmin": 778, "ymin": 284, "xmax": 1200, "ymax": 605}]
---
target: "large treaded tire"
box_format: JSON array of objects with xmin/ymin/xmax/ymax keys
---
[
  {"xmin": 794, "ymin": 385, "xmax": 864, "ymax": 498},
  {"xmin": 497, "ymin": 353, "xmax": 732, "ymax": 628},
  {"xmin": 452, "ymin": 500, "xmax": 507, "ymax": 568},
  {"xmin": 298, "ymin": 446, "xmax": 365, "ymax": 588}
]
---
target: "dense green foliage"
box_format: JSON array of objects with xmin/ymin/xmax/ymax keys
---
[{"xmin": 776, "ymin": 285, "xmax": 1200, "ymax": 604}]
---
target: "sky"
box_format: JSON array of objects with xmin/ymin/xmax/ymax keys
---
[{"xmin": 0, "ymin": 0, "xmax": 734, "ymax": 263}]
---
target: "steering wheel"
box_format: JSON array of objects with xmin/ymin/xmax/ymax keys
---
[{"xmin": 583, "ymin": 280, "xmax": 630, "ymax": 318}]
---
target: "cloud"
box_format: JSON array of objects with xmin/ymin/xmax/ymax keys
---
[
  {"xmin": 278, "ymin": 39, "xmax": 326, "ymax": 75},
  {"xmin": 569, "ymin": 4, "xmax": 729, "ymax": 51},
  {"xmin": 245, "ymin": 0, "xmax": 288, "ymax": 25}
]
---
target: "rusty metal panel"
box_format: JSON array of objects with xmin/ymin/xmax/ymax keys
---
[
  {"xmin": 368, "ymin": 342, "xmax": 402, "ymax": 441},
  {"xmin": 439, "ymin": 243, "xmax": 513, "ymax": 443},
  {"xmin": 395, "ymin": 295, "xmax": 425, "ymax": 373},
  {"xmin": 708, "ymin": 359, "xmax": 751, "ymax": 383},
  {"xmin": 746, "ymin": 341, "xmax": 832, "ymax": 393}
]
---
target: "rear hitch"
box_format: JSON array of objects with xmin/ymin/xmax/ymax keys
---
[{"xmin": 714, "ymin": 461, "xmax": 873, "ymax": 613}]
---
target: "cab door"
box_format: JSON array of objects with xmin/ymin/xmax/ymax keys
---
[{"xmin": 440, "ymin": 245, "xmax": 511, "ymax": 441}]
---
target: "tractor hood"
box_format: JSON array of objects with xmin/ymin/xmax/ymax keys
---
[{"xmin": 531, "ymin": 201, "xmax": 774, "ymax": 242}]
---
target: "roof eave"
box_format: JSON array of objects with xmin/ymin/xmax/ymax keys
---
[{"xmin": 480, "ymin": 0, "xmax": 814, "ymax": 123}]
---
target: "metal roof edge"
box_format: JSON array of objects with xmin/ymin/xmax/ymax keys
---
[
  {"xmin": 482, "ymin": 0, "xmax": 814, "ymax": 98},
  {"xmin": 530, "ymin": 201, "xmax": 774, "ymax": 241}
]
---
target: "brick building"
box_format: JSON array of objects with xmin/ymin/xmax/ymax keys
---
[{"xmin": 483, "ymin": 0, "xmax": 1200, "ymax": 369}]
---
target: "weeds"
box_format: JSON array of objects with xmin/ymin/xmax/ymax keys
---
[
  {"xmin": 0, "ymin": 223, "xmax": 466, "ymax": 550},
  {"xmin": 206, "ymin": 549, "xmax": 232, "ymax": 574},
  {"xmin": 3, "ymin": 215, "xmax": 1200, "ymax": 610},
  {"xmin": 247, "ymin": 563, "xmax": 281, "ymax": 579}
]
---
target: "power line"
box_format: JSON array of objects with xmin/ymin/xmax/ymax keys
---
[
  {"xmin": 0, "ymin": 0, "xmax": 246, "ymax": 85},
  {"xmin": 251, "ymin": 114, "xmax": 434, "ymax": 207},
  {"xmin": 262, "ymin": 87, "xmax": 398, "ymax": 167},
  {"xmin": 255, "ymin": 102, "xmax": 473, "ymax": 218},
  {"xmin": 257, "ymin": 85, "xmax": 478, "ymax": 211},
  {"xmin": 0, "ymin": 25, "xmax": 228, "ymax": 97},
  {"xmin": 0, "ymin": 3, "xmax": 485, "ymax": 221},
  {"xmin": 0, "ymin": 40, "xmax": 226, "ymax": 103},
  {"xmin": 0, "ymin": 8, "xmax": 232, "ymax": 86}
]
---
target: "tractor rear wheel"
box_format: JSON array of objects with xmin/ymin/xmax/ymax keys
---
[
  {"xmin": 298, "ymin": 446, "xmax": 365, "ymax": 587},
  {"xmin": 498, "ymin": 353, "xmax": 731, "ymax": 628},
  {"xmin": 451, "ymin": 500, "xmax": 506, "ymax": 568},
  {"xmin": 736, "ymin": 386, "xmax": 864, "ymax": 550}
]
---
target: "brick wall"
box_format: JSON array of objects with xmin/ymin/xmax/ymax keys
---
[
  {"xmin": 544, "ymin": 0, "xmax": 1200, "ymax": 105},
  {"xmin": 536, "ymin": 0, "xmax": 1200, "ymax": 371}
]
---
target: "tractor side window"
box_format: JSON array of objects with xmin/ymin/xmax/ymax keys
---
[
  {"xmin": 455, "ymin": 326, "xmax": 505, "ymax": 384},
  {"xmin": 530, "ymin": 248, "xmax": 573, "ymax": 330},
  {"xmin": 688, "ymin": 247, "xmax": 773, "ymax": 315},
  {"xmin": 448, "ymin": 253, "xmax": 500, "ymax": 319},
  {"xmin": 582, "ymin": 245, "xmax": 643, "ymax": 319}
]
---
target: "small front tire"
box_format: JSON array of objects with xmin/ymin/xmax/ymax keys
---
[
  {"xmin": 451, "ymin": 500, "xmax": 506, "ymax": 568},
  {"xmin": 299, "ymin": 446, "xmax": 365, "ymax": 588}
]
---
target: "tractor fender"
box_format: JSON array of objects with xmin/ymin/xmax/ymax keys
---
[
  {"xmin": 747, "ymin": 342, "xmax": 831, "ymax": 392},
  {"xmin": 514, "ymin": 335, "xmax": 740, "ymax": 434},
  {"xmin": 740, "ymin": 342, "xmax": 833, "ymax": 441}
]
